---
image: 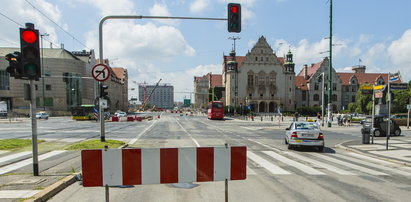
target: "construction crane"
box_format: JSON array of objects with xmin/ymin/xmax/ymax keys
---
[{"xmin": 140, "ymin": 79, "xmax": 162, "ymax": 111}]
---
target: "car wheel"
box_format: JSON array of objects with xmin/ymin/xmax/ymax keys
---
[
  {"xmin": 394, "ymin": 128, "xmax": 401, "ymax": 136},
  {"xmin": 318, "ymin": 146, "xmax": 324, "ymax": 152},
  {"xmin": 287, "ymin": 144, "xmax": 293, "ymax": 150},
  {"xmin": 373, "ymin": 129, "xmax": 381, "ymax": 137},
  {"xmin": 284, "ymin": 138, "xmax": 288, "ymax": 145}
]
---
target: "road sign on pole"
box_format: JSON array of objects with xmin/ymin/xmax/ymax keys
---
[{"xmin": 92, "ymin": 64, "xmax": 110, "ymax": 82}]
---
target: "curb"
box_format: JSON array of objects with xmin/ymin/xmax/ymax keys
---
[
  {"xmin": 335, "ymin": 140, "xmax": 411, "ymax": 167},
  {"xmin": 25, "ymin": 174, "xmax": 79, "ymax": 202}
]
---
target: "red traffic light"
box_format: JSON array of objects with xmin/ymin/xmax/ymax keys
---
[
  {"xmin": 21, "ymin": 30, "xmax": 37, "ymax": 44},
  {"xmin": 231, "ymin": 5, "xmax": 238, "ymax": 13}
]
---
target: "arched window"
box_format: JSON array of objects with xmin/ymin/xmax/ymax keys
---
[{"xmin": 314, "ymin": 94, "xmax": 319, "ymax": 101}]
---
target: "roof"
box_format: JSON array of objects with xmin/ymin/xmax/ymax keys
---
[
  {"xmin": 208, "ymin": 74, "xmax": 222, "ymax": 88},
  {"xmin": 0, "ymin": 47, "xmax": 80, "ymax": 60},
  {"xmin": 223, "ymin": 56, "xmax": 246, "ymax": 69},
  {"xmin": 297, "ymin": 60, "xmax": 323, "ymax": 78},
  {"xmin": 295, "ymin": 76, "xmax": 308, "ymax": 90},
  {"xmin": 337, "ymin": 72, "xmax": 402, "ymax": 85},
  {"xmin": 111, "ymin": 67, "xmax": 126, "ymax": 80}
]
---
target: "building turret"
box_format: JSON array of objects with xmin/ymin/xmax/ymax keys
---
[{"xmin": 284, "ymin": 50, "xmax": 295, "ymax": 73}]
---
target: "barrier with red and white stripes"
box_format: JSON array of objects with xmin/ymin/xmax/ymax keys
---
[{"xmin": 81, "ymin": 146, "xmax": 247, "ymax": 187}]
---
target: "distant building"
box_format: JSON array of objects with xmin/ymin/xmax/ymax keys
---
[
  {"xmin": 193, "ymin": 73, "xmax": 223, "ymax": 109},
  {"xmin": 139, "ymin": 84, "xmax": 174, "ymax": 109},
  {"xmin": 223, "ymin": 36, "xmax": 296, "ymax": 112},
  {"xmin": 0, "ymin": 47, "xmax": 96, "ymax": 115},
  {"xmin": 295, "ymin": 60, "xmax": 402, "ymax": 112}
]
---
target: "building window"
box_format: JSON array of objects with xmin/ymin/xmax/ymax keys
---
[
  {"xmin": 302, "ymin": 91, "xmax": 306, "ymax": 101},
  {"xmin": 46, "ymin": 85, "xmax": 52, "ymax": 91},
  {"xmin": 35, "ymin": 85, "xmax": 38, "ymax": 90},
  {"xmin": 352, "ymin": 86, "xmax": 356, "ymax": 92},
  {"xmin": 352, "ymin": 95, "xmax": 356, "ymax": 102},
  {"xmin": 333, "ymin": 83, "xmax": 337, "ymax": 90},
  {"xmin": 332, "ymin": 94, "xmax": 337, "ymax": 101},
  {"xmin": 0, "ymin": 70, "xmax": 10, "ymax": 90},
  {"xmin": 247, "ymin": 75, "xmax": 254, "ymax": 86},
  {"xmin": 345, "ymin": 86, "xmax": 349, "ymax": 92},
  {"xmin": 289, "ymin": 88, "xmax": 291, "ymax": 92},
  {"xmin": 314, "ymin": 83, "xmax": 319, "ymax": 90},
  {"xmin": 255, "ymin": 57, "xmax": 258, "ymax": 61},
  {"xmin": 314, "ymin": 94, "xmax": 319, "ymax": 101}
]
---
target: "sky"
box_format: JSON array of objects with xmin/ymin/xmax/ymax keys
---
[{"xmin": 1, "ymin": 0, "xmax": 411, "ymax": 102}]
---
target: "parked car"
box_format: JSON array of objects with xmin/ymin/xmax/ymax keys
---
[
  {"xmin": 285, "ymin": 121, "xmax": 325, "ymax": 152},
  {"xmin": 114, "ymin": 111, "xmax": 127, "ymax": 117},
  {"xmin": 361, "ymin": 115, "xmax": 401, "ymax": 137},
  {"xmin": 35, "ymin": 112, "xmax": 49, "ymax": 120}
]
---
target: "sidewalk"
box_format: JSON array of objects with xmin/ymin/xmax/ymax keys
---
[{"xmin": 337, "ymin": 129, "xmax": 411, "ymax": 166}]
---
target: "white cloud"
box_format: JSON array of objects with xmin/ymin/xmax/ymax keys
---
[
  {"xmin": 149, "ymin": 3, "xmax": 179, "ymax": 26},
  {"xmin": 84, "ymin": 0, "xmax": 135, "ymax": 16},
  {"xmin": 86, "ymin": 22, "xmax": 195, "ymax": 63},
  {"xmin": 388, "ymin": 29, "xmax": 411, "ymax": 81},
  {"xmin": 0, "ymin": 0, "xmax": 62, "ymax": 47},
  {"xmin": 190, "ymin": 0, "xmax": 209, "ymax": 13}
]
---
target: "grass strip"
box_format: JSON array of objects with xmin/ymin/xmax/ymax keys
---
[
  {"xmin": 0, "ymin": 139, "xmax": 45, "ymax": 150},
  {"xmin": 65, "ymin": 139, "xmax": 125, "ymax": 150}
]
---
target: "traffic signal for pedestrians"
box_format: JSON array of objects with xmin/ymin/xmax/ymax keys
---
[
  {"xmin": 100, "ymin": 83, "xmax": 108, "ymax": 98},
  {"xmin": 5, "ymin": 52, "xmax": 22, "ymax": 78},
  {"xmin": 20, "ymin": 23, "xmax": 41, "ymax": 80},
  {"xmin": 228, "ymin": 3, "xmax": 241, "ymax": 33}
]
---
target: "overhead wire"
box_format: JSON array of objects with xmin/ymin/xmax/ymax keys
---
[{"xmin": 24, "ymin": 0, "xmax": 89, "ymax": 49}]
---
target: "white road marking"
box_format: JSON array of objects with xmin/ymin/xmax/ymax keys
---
[
  {"xmin": 284, "ymin": 151, "xmax": 355, "ymax": 175},
  {"xmin": 347, "ymin": 152, "xmax": 411, "ymax": 172},
  {"xmin": 310, "ymin": 153, "xmax": 388, "ymax": 176},
  {"xmin": 0, "ymin": 150, "xmax": 66, "ymax": 175},
  {"xmin": 176, "ymin": 119, "xmax": 200, "ymax": 147},
  {"xmin": 333, "ymin": 153, "xmax": 411, "ymax": 176},
  {"xmin": 247, "ymin": 151, "xmax": 290, "ymax": 175},
  {"xmin": 247, "ymin": 166, "xmax": 257, "ymax": 175},
  {"xmin": 0, "ymin": 151, "xmax": 31, "ymax": 164},
  {"xmin": 263, "ymin": 151, "xmax": 325, "ymax": 175},
  {"xmin": 0, "ymin": 190, "xmax": 41, "ymax": 199},
  {"xmin": 128, "ymin": 120, "xmax": 157, "ymax": 145}
]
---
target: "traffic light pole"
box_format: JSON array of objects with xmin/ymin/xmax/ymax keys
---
[
  {"xmin": 29, "ymin": 79, "xmax": 39, "ymax": 176},
  {"xmin": 99, "ymin": 82, "xmax": 105, "ymax": 142}
]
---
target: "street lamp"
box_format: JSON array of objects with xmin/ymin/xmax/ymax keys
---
[
  {"xmin": 40, "ymin": 33, "xmax": 49, "ymax": 110},
  {"xmin": 317, "ymin": 72, "xmax": 325, "ymax": 126}
]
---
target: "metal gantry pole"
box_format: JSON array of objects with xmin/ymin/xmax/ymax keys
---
[
  {"xmin": 327, "ymin": 0, "xmax": 333, "ymax": 127},
  {"xmin": 321, "ymin": 72, "xmax": 325, "ymax": 127},
  {"xmin": 30, "ymin": 80, "xmax": 39, "ymax": 176},
  {"xmin": 387, "ymin": 74, "xmax": 391, "ymax": 150}
]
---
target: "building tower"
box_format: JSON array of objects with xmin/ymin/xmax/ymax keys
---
[
  {"xmin": 226, "ymin": 50, "xmax": 238, "ymax": 113},
  {"xmin": 283, "ymin": 50, "xmax": 296, "ymax": 110}
]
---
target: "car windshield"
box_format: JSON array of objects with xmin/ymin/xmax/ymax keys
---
[{"xmin": 295, "ymin": 122, "xmax": 319, "ymax": 130}]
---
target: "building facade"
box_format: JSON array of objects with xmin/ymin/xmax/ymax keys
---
[
  {"xmin": 223, "ymin": 36, "xmax": 296, "ymax": 113},
  {"xmin": 139, "ymin": 84, "xmax": 174, "ymax": 109},
  {"xmin": 0, "ymin": 47, "xmax": 129, "ymax": 116},
  {"xmin": 193, "ymin": 73, "xmax": 223, "ymax": 109}
]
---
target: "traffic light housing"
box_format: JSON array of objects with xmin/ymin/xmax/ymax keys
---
[
  {"xmin": 100, "ymin": 83, "xmax": 108, "ymax": 98},
  {"xmin": 20, "ymin": 23, "xmax": 41, "ymax": 80},
  {"xmin": 5, "ymin": 52, "xmax": 23, "ymax": 78},
  {"xmin": 228, "ymin": 3, "xmax": 241, "ymax": 33}
]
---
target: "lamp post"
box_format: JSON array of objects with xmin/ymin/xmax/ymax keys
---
[
  {"xmin": 40, "ymin": 33, "xmax": 49, "ymax": 111},
  {"xmin": 327, "ymin": 0, "xmax": 333, "ymax": 127},
  {"xmin": 320, "ymin": 72, "xmax": 325, "ymax": 126}
]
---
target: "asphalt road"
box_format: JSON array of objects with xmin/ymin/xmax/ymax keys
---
[{"xmin": 1, "ymin": 113, "xmax": 411, "ymax": 201}]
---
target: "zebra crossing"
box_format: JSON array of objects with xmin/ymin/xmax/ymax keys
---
[{"xmin": 247, "ymin": 149, "xmax": 411, "ymax": 177}]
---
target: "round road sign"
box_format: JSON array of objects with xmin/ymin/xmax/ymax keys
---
[{"xmin": 92, "ymin": 64, "xmax": 111, "ymax": 82}]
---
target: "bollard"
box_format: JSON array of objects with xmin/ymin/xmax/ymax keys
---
[
  {"xmin": 111, "ymin": 116, "xmax": 119, "ymax": 122},
  {"xmin": 261, "ymin": 116, "xmax": 263, "ymax": 121},
  {"xmin": 271, "ymin": 116, "xmax": 273, "ymax": 122}
]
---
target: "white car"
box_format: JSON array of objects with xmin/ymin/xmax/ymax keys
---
[
  {"xmin": 35, "ymin": 112, "xmax": 49, "ymax": 120},
  {"xmin": 114, "ymin": 112, "xmax": 127, "ymax": 117},
  {"xmin": 285, "ymin": 121, "xmax": 324, "ymax": 151}
]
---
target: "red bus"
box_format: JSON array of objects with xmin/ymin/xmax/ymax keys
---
[{"xmin": 208, "ymin": 101, "xmax": 224, "ymax": 120}]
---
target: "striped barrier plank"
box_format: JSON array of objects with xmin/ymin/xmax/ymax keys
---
[{"xmin": 81, "ymin": 146, "xmax": 246, "ymax": 187}]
